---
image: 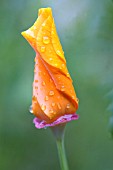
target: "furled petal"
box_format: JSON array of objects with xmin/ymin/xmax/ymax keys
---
[{"xmin": 22, "ymin": 8, "xmax": 79, "ymax": 124}]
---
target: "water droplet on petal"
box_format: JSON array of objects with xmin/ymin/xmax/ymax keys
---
[
  {"xmin": 66, "ymin": 103, "xmax": 70, "ymax": 109},
  {"xmin": 41, "ymin": 46, "xmax": 46, "ymax": 52},
  {"xmin": 72, "ymin": 96, "xmax": 75, "ymax": 99},
  {"xmin": 49, "ymin": 58, "xmax": 53, "ymax": 61},
  {"xmin": 57, "ymin": 103, "xmax": 61, "ymax": 109},
  {"xmin": 56, "ymin": 50, "xmax": 62, "ymax": 56},
  {"xmin": 51, "ymin": 102, "xmax": 55, "ymax": 107},
  {"xmin": 45, "ymin": 96, "xmax": 49, "ymax": 101},
  {"xmin": 35, "ymin": 80, "xmax": 38, "ymax": 83},
  {"xmin": 32, "ymin": 96, "xmax": 37, "ymax": 102},
  {"xmin": 67, "ymin": 72, "xmax": 70, "ymax": 77},
  {"xmin": 42, "ymin": 23, "xmax": 46, "ymax": 27},
  {"xmin": 77, "ymin": 98, "xmax": 79, "ymax": 102},
  {"xmin": 60, "ymin": 85, "xmax": 65, "ymax": 91},
  {"xmin": 54, "ymin": 63, "xmax": 58, "ymax": 67},
  {"xmin": 43, "ymin": 36, "xmax": 50, "ymax": 44},
  {"xmin": 49, "ymin": 109, "xmax": 54, "ymax": 114},
  {"xmin": 29, "ymin": 105, "xmax": 33, "ymax": 113},
  {"xmin": 61, "ymin": 63, "xmax": 65, "ymax": 69},
  {"xmin": 60, "ymin": 63, "xmax": 65, "ymax": 70},
  {"xmin": 41, "ymin": 104, "xmax": 46, "ymax": 111},
  {"xmin": 35, "ymin": 86, "xmax": 38, "ymax": 90},
  {"xmin": 49, "ymin": 90, "xmax": 54, "ymax": 96},
  {"xmin": 60, "ymin": 64, "xmax": 65, "ymax": 70},
  {"xmin": 52, "ymin": 30, "xmax": 54, "ymax": 35},
  {"xmin": 42, "ymin": 81, "xmax": 46, "ymax": 86},
  {"xmin": 60, "ymin": 67, "xmax": 62, "ymax": 70}
]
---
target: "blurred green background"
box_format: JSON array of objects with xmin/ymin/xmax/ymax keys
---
[{"xmin": 0, "ymin": 0, "xmax": 113, "ymax": 169}]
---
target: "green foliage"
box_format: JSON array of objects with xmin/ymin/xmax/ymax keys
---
[{"xmin": 0, "ymin": 0, "xmax": 113, "ymax": 170}]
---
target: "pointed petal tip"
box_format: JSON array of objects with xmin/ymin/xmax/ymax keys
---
[
  {"xmin": 21, "ymin": 29, "xmax": 36, "ymax": 46},
  {"xmin": 21, "ymin": 30, "xmax": 30, "ymax": 40},
  {"xmin": 38, "ymin": 7, "xmax": 52, "ymax": 16},
  {"xmin": 21, "ymin": 31, "xmax": 26, "ymax": 38}
]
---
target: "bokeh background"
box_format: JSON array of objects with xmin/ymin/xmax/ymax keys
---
[{"xmin": 0, "ymin": 0, "xmax": 113, "ymax": 169}]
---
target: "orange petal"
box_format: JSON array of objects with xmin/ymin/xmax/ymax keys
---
[{"xmin": 21, "ymin": 8, "xmax": 79, "ymax": 123}]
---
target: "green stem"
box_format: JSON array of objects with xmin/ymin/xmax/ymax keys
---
[
  {"xmin": 56, "ymin": 136, "xmax": 69, "ymax": 170},
  {"xmin": 51, "ymin": 124, "xmax": 69, "ymax": 170}
]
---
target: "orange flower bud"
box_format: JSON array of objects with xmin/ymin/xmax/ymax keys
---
[{"xmin": 21, "ymin": 8, "xmax": 79, "ymax": 126}]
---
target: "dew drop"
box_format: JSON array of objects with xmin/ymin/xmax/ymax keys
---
[
  {"xmin": 60, "ymin": 67, "xmax": 62, "ymax": 70},
  {"xmin": 77, "ymin": 98, "xmax": 79, "ymax": 102},
  {"xmin": 54, "ymin": 63, "xmax": 58, "ymax": 67},
  {"xmin": 49, "ymin": 58, "xmax": 53, "ymax": 61},
  {"xmin": 56, "ymin": 50, "xmax": 62, "ymax": 56},
  {"xmin": 41, "ymin": 46, "xmax": 46, "ymax": 52},
  {"xmin": 61, "ymin": 63, "xmax": 65, "ymax": 68},
  {"xmin": 52, "ymin": 30, "xmax": 54, "ymax": 35},
  {"xmin": 57, "ymin": 103, "xmax": 61, "ymax": 109},
  {"xmin": 41, "ymin": 104, "xmax": 46, "ymax": 111},
  {"xmin": 60, "ymin": 85, "xmax": 65, "ymax": 91},
  {"xmin": 35, "ymin": 86, "xmax": 38, "ymax": 90},
  {"xmin": 42, "ymin": 81, "xmax": 46, "ymax": 86},
  {"xmin": 51, "ymin": 102, "xmax": 55, "ymax": 107},
  {"xmin": 66, "ymin": 103, "xmax": 70, "ymax": 109},
  {"xmin": 32, "ymin": 96, "xmax": 37, "ymax": 102},
  {"xmin": 49, "ymin": 90, "xmax": 54, "ymax": 96},
  {"xmin": 49, "ymin": 109, "xmax": 54, "ymax": 114},
  {"xmin": 35, "ymin": 80, "xmax": 38, "ymax": 83},
  {"xmin": 29, "ymin": 105, "xmax": 33, "ymax": 113},
  {"xmin": 60, "ymin": 64, "xmax": 65, "ymax": 70},
  {"xmin": 72, "ymin": 96, "xmax": 75, "ymax": 99},
  {"xmin": 45, "ymin": 96, "xmax": 49, "ymax": 101},
  {"xmin": 43, "ymin": 36, "xmax": 50, "ymax": 44},
  {"xmin": 66, "ymin": 72, "xmax": 70, "ymax": 77},
  {"xmin": 42, "ymin": 23, "xmax": 46, "ymax": 27}
]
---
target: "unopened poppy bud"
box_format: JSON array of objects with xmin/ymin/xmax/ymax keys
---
[{"xmin": 22, "ymin": 7, "xmax": 79, "ymax": 128}]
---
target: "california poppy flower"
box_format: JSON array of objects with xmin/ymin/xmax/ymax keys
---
[{"xmin": 22, "ymin": 8, "xmax": 79, "ymax": 128}]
